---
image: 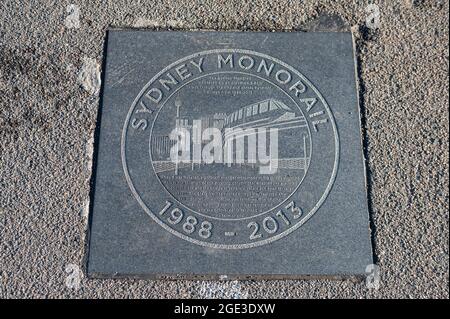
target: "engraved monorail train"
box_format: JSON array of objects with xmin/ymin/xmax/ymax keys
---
[{"xmin": 222, "ymin": 98, "xmax": 308, "ymax": 142}]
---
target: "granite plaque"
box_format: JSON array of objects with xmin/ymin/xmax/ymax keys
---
[{"xmin": 87, "ymin": 31, "xmax": 373, "ymax": 278}]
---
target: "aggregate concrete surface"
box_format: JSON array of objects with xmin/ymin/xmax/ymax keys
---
[{"xmin": 0, "ymin": 0, "xmax": 448, "ymax": 298}]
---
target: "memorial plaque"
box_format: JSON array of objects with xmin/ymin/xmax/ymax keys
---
[{"xmin": 87, "ymin": 31, "xmax": 373, "ymax": 278}]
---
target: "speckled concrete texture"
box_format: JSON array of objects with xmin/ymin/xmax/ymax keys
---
[{"xmin": 0, "ymin": 0, "xmax": 448, "ymax": 298}]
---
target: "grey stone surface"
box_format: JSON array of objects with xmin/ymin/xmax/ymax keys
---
[
  {"xmin": 88, "ymin": 31, "xmax": 372, "ymax": 278},
  {"xmin": 0, "ymin": 1, "xmax": 448, "ymax": 298}
]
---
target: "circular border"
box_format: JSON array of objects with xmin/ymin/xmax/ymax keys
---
[
  {"xmin": 148, "ymin": 71, "xmax": 313, "ymax": 221},
  {"xmin": 121, "ymin": 49, "xmax": 340, "ymax": 249}
]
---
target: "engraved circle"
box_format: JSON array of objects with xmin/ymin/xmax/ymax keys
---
[{"xmin": 121, "ymin": 49, "xmax": 339, "ymax": 249}]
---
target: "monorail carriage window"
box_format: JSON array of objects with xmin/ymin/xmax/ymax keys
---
[
  {"xmin": 260, "ymin": 101, "xmax": 269, "ymax": 113},
  {"xmin": 269, "ymin": 100, "xmax": 278, "ymax": 111},
  {"xmin": 252, "ymin": 104, "xmax": 258, "ymax": 115}
]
